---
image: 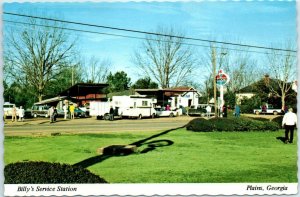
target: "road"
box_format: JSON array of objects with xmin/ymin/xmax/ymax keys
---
[{"xmin": 4, "ymin": 116, "xmax": 196, "ymax": 136}]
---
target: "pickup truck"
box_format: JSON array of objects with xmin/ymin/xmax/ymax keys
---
[
  {"xmin": 188, "ymin": 104, "xmax": 215, "ymax": 117},
  {"xmin": 253, "ymin": 105, "xmax": 282, "ymax": 115}
]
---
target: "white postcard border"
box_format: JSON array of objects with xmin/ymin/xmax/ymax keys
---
[{"xmin": 4, "ymin": 183, "xmax": 298, "ymax": 196}]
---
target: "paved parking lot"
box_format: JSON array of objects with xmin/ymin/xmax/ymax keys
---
[{"xmin": 4, "ymin": 116, "xmax": 196, "ymax": 136}]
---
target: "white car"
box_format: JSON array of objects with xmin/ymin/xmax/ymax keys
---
[{"xmin": 155, "ymin": 107, "xmax": 180, "ymax": 117}]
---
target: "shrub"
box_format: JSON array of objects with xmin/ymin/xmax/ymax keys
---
[
  {"xmin": 248, "ymin": 117, "xmax": 269, "ymax": 122},
  {"xmin": 186, "ymin": 118, "xmax": 213, "ymax": 132},
  {"xmin": 4, "ymin": 161, "xmax": 107, "ymax": 184},
  {"xmin": 186, "ymin": 117, "xmax": 280, "ymax": 132},
  {"xmin": 271, "ymin": 116, "xmax": 283, "ymax": 127}
]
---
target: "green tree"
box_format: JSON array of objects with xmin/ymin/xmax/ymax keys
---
[
  {"xmin": 106, "ymin": 71, "xmax": 131, "ymax": 93},
  {"xmin": 224, "ymin": 90, "xmax": 237, "ymax": 109},
  {"xmin": 132, "ymin": 77, "xmax": 158, "ymax": 89},
  {"xmin": 4, "ymin": 81, "xmax": 36, "ymax": 109},
  {"xmin": 240, "ymin": 95, "xmax": 262, "ymax": 113}
]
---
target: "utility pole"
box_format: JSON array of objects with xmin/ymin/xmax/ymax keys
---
[
  {"xmin": 212, "ymin": 47, "xmax": 218, "ymax": 117},
  {"xmin": 72, "ymin": 66, "xmax": 74, "ymax": 86}
]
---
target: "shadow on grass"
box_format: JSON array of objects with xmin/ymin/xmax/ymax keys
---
[
  {"xmin": 73, "ymin": 125, "xmax": 185, "ymax": 168},
  {"xmin": 276, "ymin": 136, "xmax": 286, "ymax": 143}
]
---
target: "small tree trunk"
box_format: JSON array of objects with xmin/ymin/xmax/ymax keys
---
[
  {"xmin": 281, "ymin": 93, "xmax": 285, "ymax": 111},
  {"xmin": 38, "ymin": 94, "xmax": 43, "ymax": 102}
]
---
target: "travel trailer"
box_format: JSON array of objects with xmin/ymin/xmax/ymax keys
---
[
  {"xmin": 112, "ymin": 95, "xmax": 157, "ymax": 119},
  {"xmin": 89, "ymin": 101, "xmax": 122, "ymax": 120}
]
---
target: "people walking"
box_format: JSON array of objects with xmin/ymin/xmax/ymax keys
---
[
  {"xmin": 206, "ymin": 105, "xmax": 211, "ymax": 118},
  {"xmin": 69, "ymin": 104, "xmax": 75, "ymax": 119},
  {"xmin": 11, "ymin": 106, "xmax": 17, "ymax": 122},
  {"xmin": 48, "ymin": 106, "xmax": 55, "ymax": 123},
  {"xmin": 18, "ymin": 106, "xmax": 25, "ymax": 122},
  {"xmin": 282, "ymin": 108, "xmax": 297, "ymax": 144},
  {"xmin": 234, "ymin": 105, "xmax": 240, "ymax": 117},
  {"xmin": 109, "ymin": 106, "xmax": 114, "ymax": 121},
  {"xmin": 63, "ymin": 104, "xmax": 68, "ymax": 119}
]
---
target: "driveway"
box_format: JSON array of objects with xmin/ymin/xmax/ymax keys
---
[{"xmin": 4, "ymin": 116, "xmax": 195, "ymax": 136}]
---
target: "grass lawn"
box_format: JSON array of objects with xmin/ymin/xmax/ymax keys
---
[{"xmin": 4, "ymin": 129, "xmax": 297, "ymax": 183}]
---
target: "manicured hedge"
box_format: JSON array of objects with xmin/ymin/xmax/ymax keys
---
[
  {"xmin": 4, "ymin": 161, "xmax": 107, "ymax": 184},
  {"xmin": 186, "ymin": 117, "xmax": 280, "ymax": 132}
]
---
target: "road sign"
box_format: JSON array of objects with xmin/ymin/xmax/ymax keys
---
[{"xmin": 216, "ymin": 70, "xmax": 230, "ymax": 86}]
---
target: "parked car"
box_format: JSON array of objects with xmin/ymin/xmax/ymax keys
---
[
  {"xmin": 31, "ymin": 104, "xmax": 50, "ymax": 118},
  {"xmin": 74, "ymin": 107, "xmax": 88, "ymax": 118},
  {"xmin": 155, "ymin": 107, "xmax": 177, "ymax": 117},
  {"xmin": 56, "ymin": 109, "xmax": 65, "ymax": 117},
  {"xmin": 253, "ymin": 104, "xmax": 282, "ymax": 115},
  {"xmin": 155, "ymin": 107, "xmax": 179, "ymax": 117},
  {"xmin": 188, "ymin": 104, "xmax": 215, "ymax": 117}
]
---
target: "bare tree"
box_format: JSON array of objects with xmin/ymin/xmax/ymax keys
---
[
  {"xmin": 133, "ymin": 26, "xmax": 197, "ymax": 88},
  {"xmin": 266, "ymin": 43, "xmax": 297, "ymax": 109},
  {"xmin": 223, "ymin": 49, "xmax": 259, "ymax": 93},
  {"xmin": 82, "ymin": 56, "xmax": 111, "ymax": 83},
  {"xmin": 4, "ymin": 15, "xmax": 76, "ymax": 101}
]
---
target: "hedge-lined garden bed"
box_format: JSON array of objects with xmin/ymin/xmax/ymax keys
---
[
  {"xmin": 4, "ymin": 161, "xmax": 108, "ymax": 184},
  {"xmin": 186, "ymin": 117, "xmax": 280, "ymax": 132}
]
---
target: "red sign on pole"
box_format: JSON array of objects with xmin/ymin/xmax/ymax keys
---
[{"xmin": 216, "ymin": 69, "xmax": 230, "ymax": 86}]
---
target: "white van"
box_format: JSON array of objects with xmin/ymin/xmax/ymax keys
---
[
  {"xmin": 3, "ymin": 102, "xmax": 17, "ymax": 117},
  {"xmin": 31, "ymin": 104, "xmax": 51, "ymax": 118}
]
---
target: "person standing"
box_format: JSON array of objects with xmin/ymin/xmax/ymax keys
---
[
  {"xmin": 18, "ymin": 106, "xmax": 25, "ymax": 122},
  {"xmin": 282, "ymin": 108, "xmax": 297, "ymax": 144},
  {"xmin": 53, "ymin": 107, "xmax": 58, "ymax": 122},
  {"xmin": 109, "ymin": 106, "xmax": 114, "ymax": 121},
  {"xmin": 234, "ymin": 105, "xmax": 240, "ymax": 117},
  {"xmin": 69, "ymin": 104, "xmax": 75, "ymax": 119},
  {"xmin": 48, "ymin": 106, "xmax": 54, "ymax": 123},
  {"xmin": 63, "ymin": 104, "xmax": 68, "ymax": 119},
  {"xmin": 223, "ymin": 105, "xmax": 228, "ymax": 118},
  {"xmin": 206, "ymin": 105, "xmax": 211, "ymax": 118},
  {"xmin": 262, "ymin": 105, "xmax": 267, "ymax": 114},
  {"xmin": 166, "ymin": 105, "xmax": 170, "ymax": 111},
  {"xmin": 11, "ymin": 106, "xmax": 17, "ymax": 122}
]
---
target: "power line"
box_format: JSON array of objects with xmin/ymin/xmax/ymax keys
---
[
  {"xmin": 3, "ymin": 11, "xmax": 297, "ymax": 53},
  {"xmin": 4, "ymin": 19, "xmax": 296, "ymax": 57}
]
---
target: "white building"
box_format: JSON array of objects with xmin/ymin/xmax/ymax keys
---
[{"xmin": 170, "ymin": 87, "xmax": 201, "ymax": 108}]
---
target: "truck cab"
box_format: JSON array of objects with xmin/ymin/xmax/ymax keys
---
[{"xmin": 253, "ymin": 104, "xmax": 282, "ymax": 115}]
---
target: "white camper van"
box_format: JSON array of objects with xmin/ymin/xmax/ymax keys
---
[{"xmin": 112, "ymin": 95, "xmax": 157, "ymax": 119}]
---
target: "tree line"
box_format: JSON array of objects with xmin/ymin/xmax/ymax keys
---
[{"xmin": 3, "ymin": 15, "xmax": 297, "ymax": 110}]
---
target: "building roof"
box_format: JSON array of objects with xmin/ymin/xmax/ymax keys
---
[
  {"xmin": 135, "ymin": 87, "xmax": 200, "ymax": 97},
  {"xmin": 59, "ymin": 83, "xmax": 109, "ymax": 97},
  {"xmin": 34, "ymin": 96, "xmax": 68, "ymax": 105}
]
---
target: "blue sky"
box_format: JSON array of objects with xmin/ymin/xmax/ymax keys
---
[{"xmin": 3, "ymin": 1, "xmax": 297, "ymax": 83}]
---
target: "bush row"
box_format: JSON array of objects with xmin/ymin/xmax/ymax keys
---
[
  {"xmin": 186, "ymin": 117, "xmax": 280, "ymax": 132},
  {"xmin": 4, "ymin": 161, "xmax": 107, "ymax": 184}
]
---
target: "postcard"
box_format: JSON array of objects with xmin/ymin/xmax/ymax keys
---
[{"xmin": 2, "ymin": 0, "xmax": 299, "ymax": 196}]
